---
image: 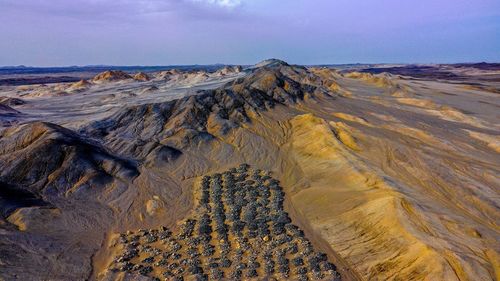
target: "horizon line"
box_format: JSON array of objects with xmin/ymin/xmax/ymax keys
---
[{"xmin": 1, "ymin": 60, "xmax": 499, "ymax": 69}]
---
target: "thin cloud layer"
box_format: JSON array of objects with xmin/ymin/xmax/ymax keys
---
[{"xmin": 191, "ymin": 0, "xmax": 242, "ymax": 8}]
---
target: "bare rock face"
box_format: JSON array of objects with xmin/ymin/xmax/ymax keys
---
[
  {"xmin": 0, "ymin": 122, "xmax": 138, "ymax": 198},
  {"xmin": 92, "ymin": 70, "xmax": 132, "ymax": 83}
]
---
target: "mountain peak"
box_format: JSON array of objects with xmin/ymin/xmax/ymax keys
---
[{"xmin": 254, "ymin": 58, "xmax": 290, "ymax": 68}]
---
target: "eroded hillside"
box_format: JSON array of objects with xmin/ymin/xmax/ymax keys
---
[{"xmin": 0, "ymin": 60, "xmax": 499, "ymax": 281}]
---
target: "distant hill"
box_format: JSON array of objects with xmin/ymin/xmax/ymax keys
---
[{"xmin": 0, "ymin": 64, "xmax": 244, "ymax": 86}]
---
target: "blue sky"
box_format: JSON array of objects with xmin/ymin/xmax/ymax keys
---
[{"xmin": 0, "ymin": 0, "xmax": 499, "ymax": 66}]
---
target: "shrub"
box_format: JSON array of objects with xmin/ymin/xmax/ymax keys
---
[
  {"xmin": 296, "ymin": 266, "xmax": 308, "ymax": 275},
  {"xmin": 162, "ymin": 271, "xmax": 173, "ymax": 278},
  {"xmin": 220, "ymin": 258, "xmax": 232, "ymax": 268},
  {"xmin": 247, "ymin": 269, "xmax": 258, "ymax": 278},
  {"xmin": 202, "ymin": 244, "xmax": 215, "ymax": 256},
  {"xmin": 287, "ymin": 243, "xmax": 299, "ymax": 254},
  {"xmin": 264, "ymin": 260, "xmax": 275, "ymax": 274},
  {"xmin": 278, "ymin": 265, "xmax": 290, "ymax": 274},
  {"xmin": 210, "ymin": 268, "xmax": 224, "ymax": 279},
  {"xmin": 155, "ymin": 258, "xmax": 168, "ymax": 267},
  {"xmin": 119, "ymin": 262, "xmax": 133, "ymax": 271},
  {"xmin": 138, "ymin": 266, "xmax": 153, "ymax": 275},
  {"xmin": 167, "ymin": 262, "xmax": 179, "ymax": 270},
  {"xmin": 237, "ymin": 163, "xmax": 249, "ymax": 173},
  {"xmin": 248, "ymin": 261, "xmax": 260, "ymax": 269},
  {"xmin": 170, "ymin": 253, "xmax": 181, "ymax": 260},
  {"xmin": 110, "ymin": 166, "xmax": 342, "ymax": 281},
  {"xmin": 200, "ymin": 190, "xmax": 210, "ymax": 205},
  {"xmin": 188, "ymin": 265, "xmax": 203, "ymax": 275},
  {"xmin": 321, "ymin": 261, "xmax": 337, "ymax": 272},
  {"xmin": 230, "ymin": 269, "xmax": 242, "ymax": 279},
  {"xmin": 298, "ymin": 274, "xmax": 308, "ymax": 281},
  {"xmin": 232, "ymin": 220, "xmax": 245, "ymax": 233},
  {"xmin": 292, "ymin": 257, "xmax": 304, "ymax": 267}
]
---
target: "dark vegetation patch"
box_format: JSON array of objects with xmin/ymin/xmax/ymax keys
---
[{"xmin": 108, "ymin": 164, "xmax": 341, "ymax": 280}]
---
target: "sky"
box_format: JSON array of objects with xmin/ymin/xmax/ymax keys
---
[{"xmin": 0, "ymin": 0, "xmax": 499, "ymax": 66}]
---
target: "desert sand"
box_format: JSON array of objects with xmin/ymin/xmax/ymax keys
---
[{"xmin": 0, "ymin": 60, "xmax": 499, "ymax": 281}]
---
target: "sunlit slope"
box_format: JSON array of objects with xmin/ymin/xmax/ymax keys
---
[{"xmin": 272, "ymin": 71, "xmax": 499, "ymax": 280}]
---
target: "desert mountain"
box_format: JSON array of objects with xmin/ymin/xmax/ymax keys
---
[
  {"xmin": 81, "ymin": 60, "xmax": 325, "ymax": 162},
  {"xmin": 253, "ymin": 58, "xmax": 291, "ymax": 69},
  {"xmin": 0, "ymin": 60, "xmax": 499, "ymax": 281}
]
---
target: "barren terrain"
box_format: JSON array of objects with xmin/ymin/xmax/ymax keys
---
[{"xmin": 0, "ymin": 60, "xmax": 499, "ymax": 281}]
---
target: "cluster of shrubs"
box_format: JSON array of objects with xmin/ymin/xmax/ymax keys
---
[{"xmin": 109, "ymin": 164, "xmax": 341, "ymax": 281}]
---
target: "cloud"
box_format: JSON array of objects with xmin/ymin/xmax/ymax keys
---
[{"xmin": 190, "ymin": 0, "xmax": 242, "ymax": 8}]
